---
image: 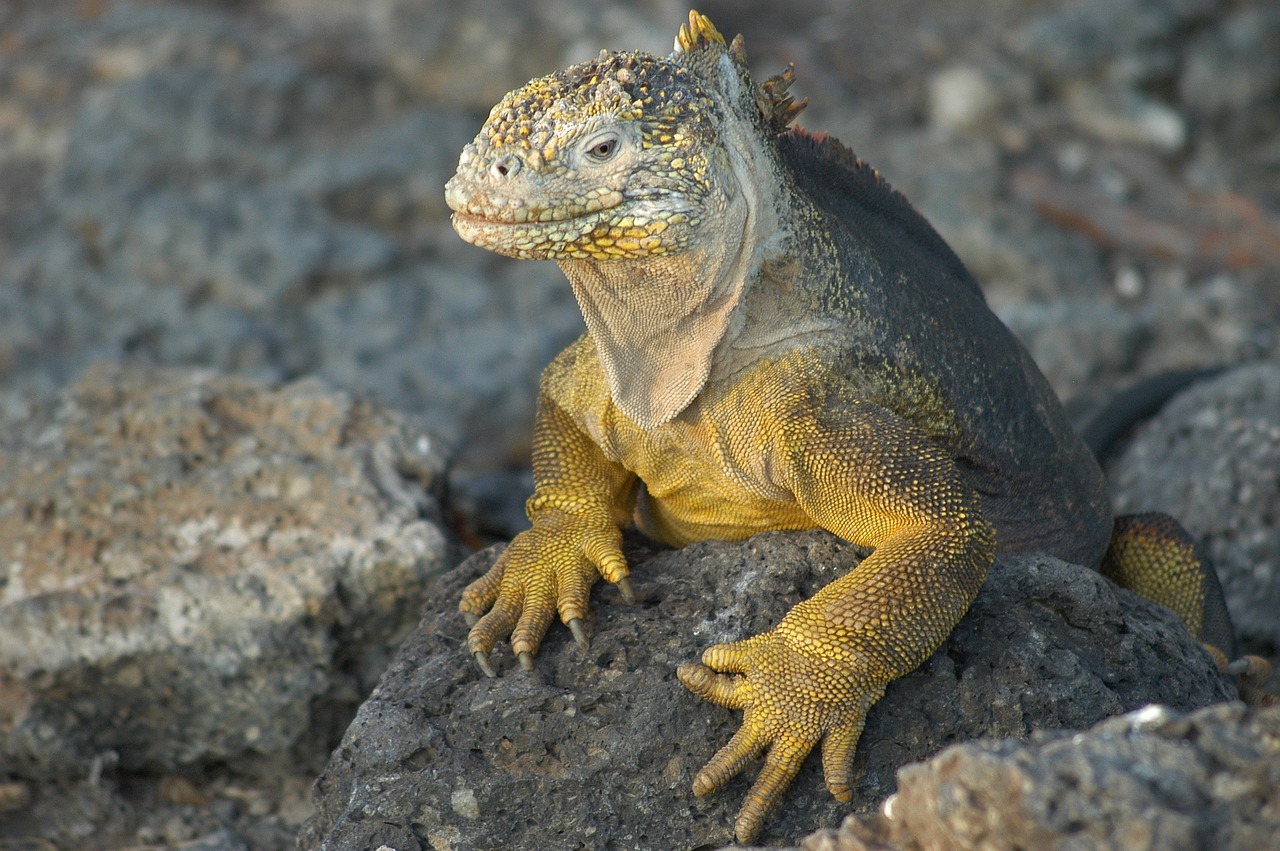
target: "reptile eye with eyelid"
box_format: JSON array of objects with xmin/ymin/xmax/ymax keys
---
[{"xmin": 585, "ymin": 136, "xmax": 619, "ymax": 161}]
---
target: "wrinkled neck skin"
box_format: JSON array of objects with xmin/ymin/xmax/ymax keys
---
[{"xmin": 559, "ymin": 111, "xmax": 793, "ymax": 430}]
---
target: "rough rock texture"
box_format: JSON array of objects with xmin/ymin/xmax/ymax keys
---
[
  {"xmin": 0, "ymin": 0, "xmax": 1277, "ymax": 848},
  {"xmin": 1108, "ymin": 361, "xmax": 1280, "ymax": 656},
  {"xmin": 0, "ymin": 364, "xmax": 452, "ymax": 782},
  {"xmin": 802, "ymin": 703, "xmax": 1280, "ymax": 851},
  {"xmin": 299, "ymin": 532, "xmax": 1235, "ymax": 850},
  {"xmin": 0, "ymin": 0, "xmax": 582, "ymax": 472}
]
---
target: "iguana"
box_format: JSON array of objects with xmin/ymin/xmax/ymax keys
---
[{"xmin": 443, "ymin": 10, "xmax": 1265, "ymax": 843}]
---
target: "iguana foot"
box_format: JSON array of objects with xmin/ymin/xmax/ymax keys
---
[
  {"xmin": 677, "ymin": 630, "xmax": 883, "ymax": 843},
  {"xmin": 1206, "ymin": 645, "xmax": 1279, "ymax": 708},
  {"xmin": 460, "ymin": 515, "xmax": 628, "ymax": 674}
]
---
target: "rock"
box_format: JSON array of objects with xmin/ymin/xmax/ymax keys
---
[
  {"xmin": 1064, "ymin": 84, "xmax": 1186, "ymax": 152},
  {"xmin": 0, "ymin": 364, "xmax": 453, "ymax": 781},
  {"xmin": 1008, "ymin": 0, "xmax": 1218, "ymax": 86},
  {"xmin": 299, "ymin": 531, "xmax": 1234, "ymax": 850},
  {"xmin": 378, "ymin": 0, "xmax": 671, "ymax": 111},
  {"xmin": 300, "ymin": 259, "xmax": 581, "ymax": 470},
  {"xmin": 1179, "ymin": 5, "xmax": 1280, "ymax": 118},
  {"xmin": 0, "ymin": 1, "xmax": 582, "ymax": 474},
  {"xmin": 1108, "ymin": 361, "xmax": 1280, "ymax": 655},
  {"xmin": 996, "ymin": 298, "xmax": 1147, "ymax": 402},
  {"xmin": 926, "ymin": 66, "xmax": 1003, "ymax": 135},
  {"xmin": 808, "ymin": 703, "xmax": 1280, "ymax": 851}
]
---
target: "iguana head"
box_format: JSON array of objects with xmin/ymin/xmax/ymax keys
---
[
  {"xmin": 445, "ymin": 11, "xmax": 803, "ymax": 261},
  {"xmin": 445, "ymin": 11, "xmax": 806, "ymax": 429}
]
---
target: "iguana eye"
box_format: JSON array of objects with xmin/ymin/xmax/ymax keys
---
[{"xmin": 585, "ymin": 136, "xmax": 619, "ymax": 161}]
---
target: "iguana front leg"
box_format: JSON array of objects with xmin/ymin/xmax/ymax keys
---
[
  {"xmin": 462, "ymin": 394, "xmax": 636, "ymax": 674},
  {"xmin": 678, "ymin": 402, "xmax": 996, "ymax": 843}
]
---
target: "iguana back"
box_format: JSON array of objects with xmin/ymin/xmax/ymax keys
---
[{"xmin": 759, "ymin": 127, "xmax": 1111, "ymax": 567}]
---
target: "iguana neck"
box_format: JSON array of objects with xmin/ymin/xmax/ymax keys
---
[
  {"xmin": 558, "ymin": 244, "xmax": 741, "ymax": 430},
  {"xmin": 558, "ymin": 104, "xmax": 789, "ymax": 430}
]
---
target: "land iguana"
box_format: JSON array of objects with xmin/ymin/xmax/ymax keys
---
[{"xmin": 443, "ymin": 11, "xmax": 1267, "ymax": 842}]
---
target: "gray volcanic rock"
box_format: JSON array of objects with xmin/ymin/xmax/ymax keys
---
[
  {"xmin": 299, "ymin": 532, "xmax": 1235, "ymax": 850},
  {"xmin": 0, "ymin": 0, "xmax": 580, "ymax": 472},
  {"xmin": 1109, "ymin": 361, "xmax": 1280, "ymax": 655},
  {"xmin": 0, "ymin": 364, "xmax": 452, "ymax": 781},
  {"xmin": 807, "ymin": 702, "xmax": 1280, "ymax": 851}
]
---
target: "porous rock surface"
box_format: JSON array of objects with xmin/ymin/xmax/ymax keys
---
[
  {"xmin": 299, "ymin": 532, "xmax": 1235, "ymax": 850},
  {"xmin": 0, "ymin": 363, "xmax": 451, "ymax": 781},
  {"xmin": 1109, "ymin": 361, "xmax": 1280, "ymax": 656},
  {"xmin": 801, "ymin": 702, "xmax": 1280, "ymax": 851}
]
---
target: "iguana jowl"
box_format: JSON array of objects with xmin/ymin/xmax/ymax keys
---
[{"xmin": 444, "ymin": 10, "xmax": 1250, "ymax": 843}]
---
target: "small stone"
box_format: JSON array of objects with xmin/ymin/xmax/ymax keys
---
[
  {"xmin": 1055, "ymin": 141, "xmax": 1090, "ymax": 177},
  {"xmin": 1114, "ymin": 265, "xmax": 1144, "ymax": 299},
  {"xmin": 927, "ymin": 66, "xmax": 1002, "ymax": 134},
  {"xmin": 0, "ymin": 781, "xmax": 31, "ymax": 813},
  {"xmin": 450, "ymin": 787, "xmax": 479, "ymax": 820},
  {"xmin": 1066, "ymin": 84, "xmax": 1186, "ymax": 152}
]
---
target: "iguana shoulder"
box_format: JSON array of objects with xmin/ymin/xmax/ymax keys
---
[
  {"xmin": 749, "ymin": 125, "xmax": 1112, "ymax": 567},
  {"xmin": 777, "ymin": 127, "xmax": 980, "ymax": 300}
]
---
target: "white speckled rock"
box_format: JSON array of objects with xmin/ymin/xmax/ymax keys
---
[{"xmin": 0, "ymin": 364, "xmax": 452, "ymax": 780}]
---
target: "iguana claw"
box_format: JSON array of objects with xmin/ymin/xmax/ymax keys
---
[
  {"xmin": 1222, "ymin": 654, "xmax": 1278, "ymax": 707},
  {"xmin": 616, "ymin": 575, "xmax": 636, "ymax": 604},
  {"xmin": 518, "ymin": 650, "xmax": 535, "ymax": 671},
  {"xmin": 473, "ymin": 650, "xmax": 496, "ymax": 678},
  {"xmin": 1223, "ymin": 656, "xmax": 1266, "ymax": 677},
  {"xmin": 568, "ymin": 617, "xmax": 589, "ymax": 649}
]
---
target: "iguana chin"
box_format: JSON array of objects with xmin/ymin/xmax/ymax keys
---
[{"xmin": 444, "ymin": 10, "xmax": 1258, "ymax": 843}]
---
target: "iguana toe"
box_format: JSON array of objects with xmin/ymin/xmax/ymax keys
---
[
  {"xmin": 677, "ymin": 660, "xmax": 749, "ymax": 710},
  {"xmin": 820, "ymin": 719, "xmax": 861, "ymax": 802},
  {"xmin": 1205, "ymin": 645, "xmax": 1278, "ymax": 706},
  {"xmin": 679, "ymin": 628, "xmax": 883, "ymax": 842},
  {"xmin": 1223, "ymin": 655, "xmax": 1267, "ymax": 678},
  {"xmin": 735, "ymin": 735, "xmax": 810, "ymax": 844},
  {"xmin": 459, "ymin": 555, "xmax": 506, "ymax": 619},
  {"xmin": 568, "ymin": 617, "xmax": 589, "ymax": 650}
]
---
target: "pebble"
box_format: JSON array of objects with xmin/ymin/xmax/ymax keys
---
[
  {"xmin": 1066, "ymin": 84, "xmax": 1187, "ymax": 152},
  {"xmin": 927, "ymin": 65, "xmax": 1003, "ymax": 134}
]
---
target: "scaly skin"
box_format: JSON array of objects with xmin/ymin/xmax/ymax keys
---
[
  {"xmin": 459, "ymin": 340, "xmax": 994, "ymax": 841},
  {"xmin": 445, "ymin": 10, "xmax": 1266, "ymax": 843}
]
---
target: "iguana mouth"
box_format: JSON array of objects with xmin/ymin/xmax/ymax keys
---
[
  {"xmin": 451, "ymin": 195, "xmax": 685, "ymax": 260},
  {"xmin": 450, "ymin": 205, "xmax": 613, "ymax": 243},
  {"xmin": 450, "ymin": 207, "xmax": 610, "ymax": 228}
]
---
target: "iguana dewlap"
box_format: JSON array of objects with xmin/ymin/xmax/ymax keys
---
[{"xmin": 444, "ymin": 10, "xmax": 1247, "ymax": 843}]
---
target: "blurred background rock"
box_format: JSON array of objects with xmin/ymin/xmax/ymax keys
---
[{"xmin": 1, "ymin": 1, "xmax": 1276, "ymax": 847}]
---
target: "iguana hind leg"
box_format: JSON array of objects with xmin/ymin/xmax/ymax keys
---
[{"xmin": 1102, "ymin": 513, "xmax": 1274, "ymax": 705}]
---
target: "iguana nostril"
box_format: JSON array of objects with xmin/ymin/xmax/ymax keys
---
[{"xmin": 491, "ymin": 155, "xmax": 521, "ymax": 179}]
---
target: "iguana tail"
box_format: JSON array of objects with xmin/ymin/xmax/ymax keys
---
[{"xmin": 1080, "ymin": 367, "xmax": 1227, "ymax": 463}]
